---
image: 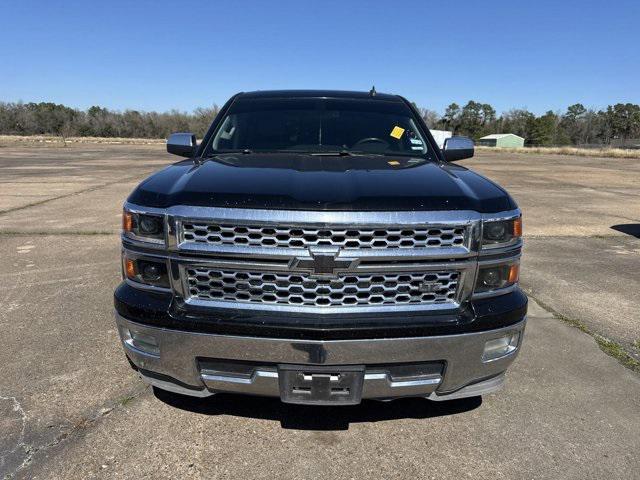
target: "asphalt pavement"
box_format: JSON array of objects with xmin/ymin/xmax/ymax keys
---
[{"xmin": 0, "ymin": 144, "xmax": 638, "ymax": 479}]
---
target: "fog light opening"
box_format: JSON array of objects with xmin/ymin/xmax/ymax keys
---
[
  {"xmin": 482, "ymin": 332, "xmax": 519, "ymax": 362},
  {"xmin": 124, "ymin": 328, "xmax": 160, "ymax": 356}
]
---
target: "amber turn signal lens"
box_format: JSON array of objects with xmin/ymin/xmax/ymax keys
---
[
  {"xmin": 125, "ymin": 258, "xmax": 137, "ymax": 279},
  {"xmin": 123, "ymin": 211, "xmax": 133, "ymax": 232},
  {"xmin": 513, "ymin": 217, "xmax": 523, "ymax": 238},
  {"xmin": 508, "ymin": 263, "xmax": 520, "ymax": 284}
]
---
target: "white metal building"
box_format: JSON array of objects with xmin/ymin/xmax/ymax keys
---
[
  {"xmin": 478, "ymin": 133, "xmax": 525, "ymax": 148},
  {"xmin": 429, "ymin": 129, "xmax": 453, "ymax": 148}
]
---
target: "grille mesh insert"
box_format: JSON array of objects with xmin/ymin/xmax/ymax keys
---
[
  {"xmin": 181, "ymin": 223, "xmax": 466, "ymax": 249},
  {"xmin": 186, "ymin": 268, "xmax": 459, "ymax": 308}
]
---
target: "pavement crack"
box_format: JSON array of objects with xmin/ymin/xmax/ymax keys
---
[
  {"xmin": 525, "ymin": 291, "xmax": 640, "ymax": 374},
  {"xmin": 0, "ymin": 174, "xmax": 143, "ymax": 217},
  {"xmin": 2, "ymin": 385, "xmax": 148, "ymax": 479},
  {"xmin": 523, "ymin": 234, "xmax": 637, "ymax": 239},
  {"xmin": 0, "ymin": 230, "xmax": 116, "ymax": 236},
  {"xmin": 0, "ymin": 395, "xmax": 27, "ymax": 476}
]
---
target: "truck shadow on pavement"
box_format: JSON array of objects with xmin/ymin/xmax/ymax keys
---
[
  {"xmin": 153, "ymin": 388, "xmax": 481, "ymax": 430},
  {"xmin": 611, "ymin": 223, "xmax": 640, "ymax": 238}
]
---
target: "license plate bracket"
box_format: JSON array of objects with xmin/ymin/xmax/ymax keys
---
[{"xmin": 278, "ymin": 365, "xmax": 365, "ymax": 405}]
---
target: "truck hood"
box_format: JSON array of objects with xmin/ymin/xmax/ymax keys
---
[{"xmin": 128, "ymin": 153, "xmax": 516, "ymax": 212}]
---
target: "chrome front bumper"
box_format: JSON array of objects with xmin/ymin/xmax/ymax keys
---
[{"xmin": 116, "ymin": 312, "xmax": 526, "ymax": 402}]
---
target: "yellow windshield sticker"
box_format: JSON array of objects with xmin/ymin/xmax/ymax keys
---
[
  {"xmin": 390, "ymin": 126, "xmax": 405, "ymax": 139},
  {"xmin": 387, "ymin": 160, "xmax": 400, "ymax": 166}
]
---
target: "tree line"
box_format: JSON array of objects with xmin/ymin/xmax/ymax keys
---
[
  {"xmin": 1, "ymin": 100, "xmax": 639, "ymax": 147},
  {"xmin": 418, "ymin": 101, "xmax": 640, "ymax": 146},
  {"xmin": 0, "ymin": 102, "xmax": 219, "ymax": 139}
]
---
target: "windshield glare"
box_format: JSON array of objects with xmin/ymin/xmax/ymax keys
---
[{"xmin": 206, "ymin": 98, "xmax": 428, "ymax": 156}]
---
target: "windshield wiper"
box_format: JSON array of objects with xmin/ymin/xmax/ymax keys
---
[
  {"xmin": 311, "ymin": 151, "xmax": 352, "ymax": 157},
  {"xmin": 204, "ymin": 149, "xmax": 417, "ymax": 158},
  {"xmin": 310, "ymin": 150, "xmax": 384, "ymax": 157},
  {"xmin": 203, "ymin": 149, "xmax": 253, "ymax": 157}
]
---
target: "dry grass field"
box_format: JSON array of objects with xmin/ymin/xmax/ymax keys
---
[
  {"xmin": 2, "ymin": 135, "xmax": 639, "ymax": 159},
  {"xmin": 0, "ymin": 134, "xmax": 165, "ymax": 147},
  {"xmin": 476, "ymin": 144, "xmax": 640, "ymax": 159}
]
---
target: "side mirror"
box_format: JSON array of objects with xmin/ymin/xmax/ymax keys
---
[
  {"xmin": 442, "ymin": 136, "xmax": 474, "ymax": 162},
  {"xmin": 167, "ymin": 132, "xmax": 197, "ymax": 157}
]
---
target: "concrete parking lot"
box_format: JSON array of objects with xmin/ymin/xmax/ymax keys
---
[{"xmin": 1, "ymin": 145, "xmax": 639, "ymax": 479}]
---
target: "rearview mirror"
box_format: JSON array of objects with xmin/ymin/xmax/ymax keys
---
[
  {"xmin": 167, "ymin": 132, "xmax": 197, "ymax": 157},
  {"xmin": 442, "ymin": 136, "xmax": 474, "ymax": 162}
]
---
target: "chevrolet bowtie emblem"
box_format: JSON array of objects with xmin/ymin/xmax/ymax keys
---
[{"xmin": 290, "ymin": 247, "xmax": 358, "ymax": 277}]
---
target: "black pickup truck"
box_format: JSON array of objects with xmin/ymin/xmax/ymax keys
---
[{"xmin": 115, "ymin": 90, "xmax": 526, "ymax": 405}]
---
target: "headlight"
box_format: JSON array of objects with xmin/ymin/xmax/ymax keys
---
[
  {"xmin": 123, "ymin": 255, "xmax": 171, "ymax": 289},
  {"xmin": 123, "ymin": 210, "xmax": 165, "ymax": 243},
  {"xmin": 482, "ymin": 216, "xmax": 522, "ymax": 248},
  {"xmin": 475, "ymin": 262, "xmax": 519, "ymax": 294}
]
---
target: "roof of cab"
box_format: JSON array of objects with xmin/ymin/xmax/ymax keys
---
[{"xmin": 237, "ymin": 90, "xmax": 402, "ymax": 101}]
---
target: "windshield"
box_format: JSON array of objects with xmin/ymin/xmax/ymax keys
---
[{"xmin": 204, "ymin": 98, "xmax": 429, "ymax": 156}]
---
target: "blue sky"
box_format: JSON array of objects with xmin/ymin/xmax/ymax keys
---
[{"xmin": 1, "ymin": 0, "xmax": 638, "ymax": 115}]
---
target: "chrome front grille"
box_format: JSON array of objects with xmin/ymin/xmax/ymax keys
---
[
  {"xmin": 181, "ymin": 222, "xmax": 466, "ymax": 250},
  {"xmin": 160, "ymin": 208, "xmax": 483, "ymax": 312},
  {"xmin": 186, "ymin": 268, "xmax": 460, "ymax": 308}
]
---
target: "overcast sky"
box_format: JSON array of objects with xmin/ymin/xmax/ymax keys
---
[{"xmin": 2, "ymin": 0, "xmax": 638, "ymax": 115}]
